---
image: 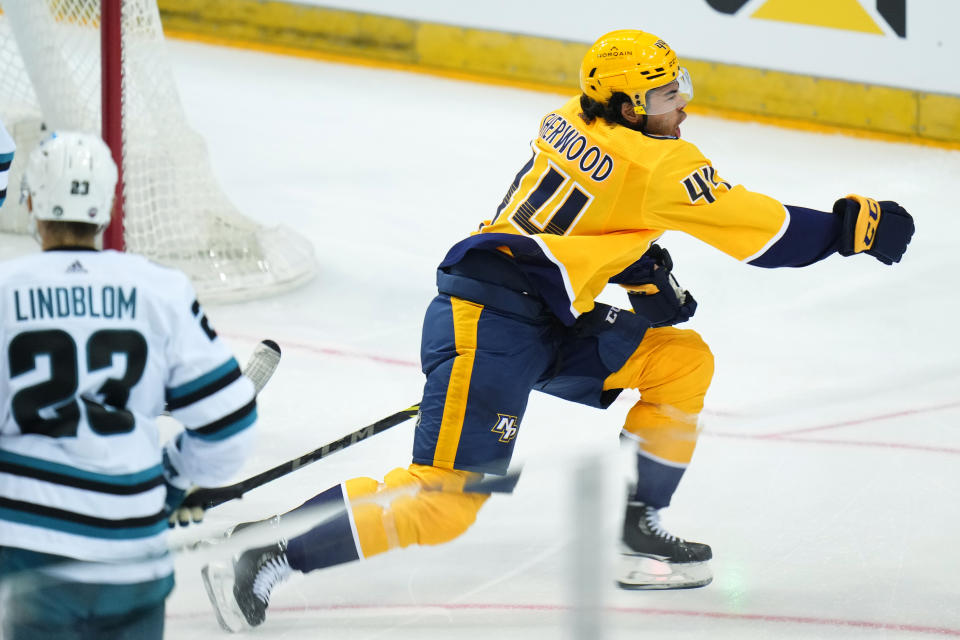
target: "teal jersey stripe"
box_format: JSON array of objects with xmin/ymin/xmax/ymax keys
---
[
  {"xmin": 0, "ymin": 548, "xmax": 174, "ymax": 614},
  {"xmin": 0, "ymin": 450, "xmax": 162, "ymax": 486},
  {"xmin": 187, "ymin": 406, "xmax": 257, "ymax": 442},
  {"xmin": 166, "ymin": 357, "xmax": 238, "ymax": 400},
  {"xmin": 0, "ymin": 151, "xmax": 13, "ymax": 163},
  {"xmin": 0, "ymin": 506, "xmax": 168, "ymax": 540}
]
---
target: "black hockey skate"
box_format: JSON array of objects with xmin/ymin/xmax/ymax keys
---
[
  {"xmin": 233, "ymin": 541, "xmax": 291, "ymax": 627},
  {"xmin": 201, "ymin": 540, "xmax": 292, "ymax": 632},
  {"xmin": 618, "ymin": 500, "xmax": 713, "ymax": 590}
]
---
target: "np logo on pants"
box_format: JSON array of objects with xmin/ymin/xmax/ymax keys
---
[{"xmin": 491, "ymin": 414, "xmax": 519, "ymax": 443}]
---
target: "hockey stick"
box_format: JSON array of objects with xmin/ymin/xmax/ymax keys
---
[{"xmin": 182, "ymin": 403, "xmax": 421, "ymax": 511}]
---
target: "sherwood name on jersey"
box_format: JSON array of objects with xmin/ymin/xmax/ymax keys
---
[
  {"xmin": 538, "ymin": 113, "xmax": 614, "ymax": 182},
  {"xmin": 12, "ymin": 285, "xmax": 137, "ymax": 322}
]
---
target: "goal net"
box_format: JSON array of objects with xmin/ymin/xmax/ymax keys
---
[{"xmin": 0, "ymin": 0, "xmax": 317, "ymax": 302}]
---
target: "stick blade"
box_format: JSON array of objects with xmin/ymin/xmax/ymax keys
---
[
  {"xmin": 259, "ymin": 339, "xmax": 281, "ymax": 355},
  {"xmin": 244, "ymin": 339, "xmax": 281, "ymax": 395}
]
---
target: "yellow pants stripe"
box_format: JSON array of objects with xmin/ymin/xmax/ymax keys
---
[{"xmin": 433, "ymin": 297, "xmax": 483, "ymax": 467}]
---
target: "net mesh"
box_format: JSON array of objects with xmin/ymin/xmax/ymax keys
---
[{"xmin": 0, "ymin": 0, "xmax": 316, "ymax": 302}]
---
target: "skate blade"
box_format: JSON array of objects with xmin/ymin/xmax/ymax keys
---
[
  {"xmin": 201, "ymin": 562, "xmax": 251, "ymax": 633},
  {"xmin": 616, "ymin": 554, "xmax": 712, "ymax": 590}
]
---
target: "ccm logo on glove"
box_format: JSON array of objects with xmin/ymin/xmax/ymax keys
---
[{"xmin": 834, "ymin": 195, "xmax": 915, "ymax": 265}]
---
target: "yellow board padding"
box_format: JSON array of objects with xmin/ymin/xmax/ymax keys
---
[
  {"xmin": 157, "ymin": 0, "xmax": 960, "ymax": 147},
  {"xmin": 919, "ymin": 93, "xmax": 960, "ymax": 141},
  {"xmin": 158, "ymin": 0, "xmax": 583, "ymax": 86},
  {"xmin": 158, "ymin": 0, "xmax": 418, "ymax": 63},
  {"xmin": 415, "ymin": 23, "xmax": 584, "ymax": 88},
  {"xmin": 682, "ymin": 60, "xmax": 919, "ymax": 137},
  {"xmin": 751, "ymin": 0, "xmax": 884, "ymax": 35}
]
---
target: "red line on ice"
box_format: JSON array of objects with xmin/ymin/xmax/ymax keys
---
[
  {"xmin": 224, "ymin": 602, "xmax": 960, "ymax": 636},
  {"xmin": 225, "ymin": 332, "xmax": 419, "ymax": 369},
  {"xmin": 225, "ymin": 333, "xmax": 959, "ymax": 454},
  {"xmin": 755, "ymin": 400, "xmax": 960, "ymax": 438},
  {"xmin": 706, "ymin": 431, "xmax": 960, "ymax": 455}
]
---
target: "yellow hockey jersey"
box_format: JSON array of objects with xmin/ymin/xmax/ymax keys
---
[{"xmin": 440, "ymin": 96, "xmax": 841, "ymax": 325}]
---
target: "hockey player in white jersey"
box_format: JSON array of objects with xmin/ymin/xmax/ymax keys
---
[
  {"xmin": 0, "ymin": 132, "xmax": 258, "ymax": 639},
  {"xmin": 0, "ymin": 118, "xmax": 14, "ymax": 208}
]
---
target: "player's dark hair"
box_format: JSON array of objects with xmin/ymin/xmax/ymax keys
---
[
  {"xmin": 56, "ymin": 221, "xmax": 100, "ymax": 236},
  {"xmin": 37, "ymin": 219, "xmax": 100, "ymax": 244},
  {"xmin": 579, "ymin": 92, "xmax": 645, "ymax": 132}
]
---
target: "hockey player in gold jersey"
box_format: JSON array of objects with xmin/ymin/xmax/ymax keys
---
[{"xmin": 203, "ymin": 30, "xmax": 914, "ymax": 629}]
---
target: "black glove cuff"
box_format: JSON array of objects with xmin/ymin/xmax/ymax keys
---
[{"xmin": 832, "ymin": 197, "xmax": 859, "ymax": 257}]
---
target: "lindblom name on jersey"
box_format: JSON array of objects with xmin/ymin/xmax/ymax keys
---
[{"xmin": 12, "ymin": 285, "xmax": 137, "ymax": 321}]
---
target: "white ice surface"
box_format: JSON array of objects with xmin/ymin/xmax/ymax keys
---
[{"xmin": 4, "ymin": 39, "xmax": 959, "ymax": 639}]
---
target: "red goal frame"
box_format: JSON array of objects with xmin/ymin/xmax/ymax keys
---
[{"xmin": 101, "ymin": 0, "xmax": 125, "ymax": 251}]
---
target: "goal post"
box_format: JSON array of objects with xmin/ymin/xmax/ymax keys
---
[
  {"xmin": 0, "ymin": 0, "xmax": 317, "ymax": 302},
  {"xmin": 101, "ymin": 0, "xmax": 124, "ymax": 252}
]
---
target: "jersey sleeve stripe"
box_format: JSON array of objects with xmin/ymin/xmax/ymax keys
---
[
  {"xmin": 0, "ymin": 459, "xmax": 162, "ymax": 495},
  {"xmin": 165, "ymin": 357, "xmax": 240, "ymax": 407},
  {"xmin": 0, "ymin": 498, "xmax": 167, "ymax": 539},
  {"xmin": 185, "ymin": 398, "xmax": 257, "ymax": 442},
  {"xmin": 165, "ymin": 366, "xmax": 242, "ymax": 411},
  {"xmin": 741, "ymin": 204, "xmax": 791, "ymax": 263}
]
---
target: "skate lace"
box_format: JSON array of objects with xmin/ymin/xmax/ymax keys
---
[
  {"xmin": 643, "ymin": 508, "xmax": 678, "ymax": 542},
  {"xmin": 252, "ymin": 553, "xmax": 292, "ymax": 605}
]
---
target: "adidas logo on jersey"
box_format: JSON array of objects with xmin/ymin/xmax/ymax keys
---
[{"xmin": 65, "ymin": 260, "xmax": 87, "ymax": 273}]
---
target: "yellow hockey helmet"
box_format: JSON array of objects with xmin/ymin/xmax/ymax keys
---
[{"xmin": 579, "ymin": 30, "xmax": 693, "ymax": 116}]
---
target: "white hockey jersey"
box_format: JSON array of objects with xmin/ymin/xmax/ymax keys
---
[
  {"xmin": 0, "ymin": 248, "xmax": 257, "ymax": 584},
  {"xmin": 0, "ymin": 119, "xmax": 13, "ymax": 209}
]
